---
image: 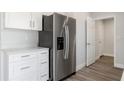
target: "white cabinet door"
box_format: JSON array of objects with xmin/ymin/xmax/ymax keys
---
[
  {"xmin": 31, "ymin": 13, "xmax": 42, "ymax": 31},
  {"xmin": 5, "ymin": 12, "xmax": 32, "ymax": 30}
]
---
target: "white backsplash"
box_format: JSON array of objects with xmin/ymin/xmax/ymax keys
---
[{"xmin": 0, "ymin": 30, "xmax": 38, "ymax": 49}]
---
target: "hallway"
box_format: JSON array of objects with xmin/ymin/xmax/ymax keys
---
[{"xmin": 65, "ymin": 56, "xmax": 123, "ymax": 81}]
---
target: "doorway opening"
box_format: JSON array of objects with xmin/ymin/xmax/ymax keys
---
[{"xmin": 86, "ymin": 16, "xmax": 116, "ymax": 67}]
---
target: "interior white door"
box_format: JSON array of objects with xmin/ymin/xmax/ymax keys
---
[{"xmin": 86, "ymin": 17, "xmax": 95, "ymax": 66}]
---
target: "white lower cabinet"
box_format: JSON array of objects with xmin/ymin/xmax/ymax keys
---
[
  {"xmin": 4, "ymin": 48, "xmax": 49, "ymax": 81},
  {"xmin": 37, "ymin": 50, "xmax": 49, "ymax": 81},
  {"xmin": 38, "ymin": 59, "xmax": 49, "ymax": 81}
]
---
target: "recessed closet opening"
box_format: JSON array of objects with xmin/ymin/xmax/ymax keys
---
[{"xmin": 95, "ymin": 17, "xmax": 115, "ymax": 66}]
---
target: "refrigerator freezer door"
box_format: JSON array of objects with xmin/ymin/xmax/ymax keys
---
[{"xmin": 53, "ymin": 13, "xmax": 67, "ymax": 80}]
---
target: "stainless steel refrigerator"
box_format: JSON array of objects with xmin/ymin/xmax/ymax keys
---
[{"xmin": 38, "ymin": 13, "xmax": 76, "ymax": 81}]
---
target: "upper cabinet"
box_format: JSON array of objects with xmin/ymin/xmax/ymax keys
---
[
  {"xmin": 31, "ymin": 13, "xmax": 42, "ymax": 31},
  {"xmin": 5, "ymin": 13, "xmax": 31, "ymax": 30},
  {"xmin": 4, "ymin": 12, "xmax": 43, "ymax": 31}
]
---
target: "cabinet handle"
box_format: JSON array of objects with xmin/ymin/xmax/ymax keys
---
[
  {"xmin": 41, "ymin": 61, "xmax": 47, "ymax": 64},
  {"xmin": 40, "ymin": 52, "xmax": 47, "ymax": 54},
  {"xmin": 20, "ymin": 66, "xmax": 31, "ymax": 70},
  {"xmin": 41, "ymin": 74, "xmax": 47, "ymax": 77},
  {"xmin": 21, "ymin": 55, "xmax": 30, "ymax": 58}
]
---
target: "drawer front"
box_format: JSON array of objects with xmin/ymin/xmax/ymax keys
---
[
  {"xmin": 39, "ymin": 73, "xmax": 49, "ymax": 81},
  {"xmin": 13, "ymin": 71, "xmax": 37, "ymax": 81},
  {"xmin": 13, "ymin": 59, "xmax": 37, "ymax": 78},
  {"xmin": 39, "ymin": 60, "xmax": 49, "ymax": 73},
  {"xmin": 20, "ymin": 53, "xmax": 37, "ymax": 61},
  {"xmin": 9, "ymin": 53, "xmax": 37, "ymax": 63},
  {"xmin": 38, "ymin": 51, "xmax": 48, "ymax": 60}
]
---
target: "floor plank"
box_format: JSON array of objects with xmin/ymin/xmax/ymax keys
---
[{"xmin": 65, "ymin": 56, "xmax": 123, "ymax": 81}]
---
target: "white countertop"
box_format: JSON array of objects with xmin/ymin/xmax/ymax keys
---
[
  {"xmin": 121, "ymin": 71, "xmax": 124, "ymax": 81},
  {"xmin": 1, "ymin": 47, "xmax": 49, "ymax": 55}
]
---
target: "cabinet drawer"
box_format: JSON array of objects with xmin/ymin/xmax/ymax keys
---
[
  {"xmin": 39, "ymin": 73, "xmax": 49, "ymax": 81},
  {"xmin": 39, "ymin": 60, "xmax": 48, "ymax": 73},
  {"xmin": 20, "ymin": 53, "xmax": 36, "ymax": 61},
  {"xmin": 13, "ymin": 59, "xmax": 37, "ymax": 77},
  {"xmin": 13, "ymin": 71, "xmax": 37, "ymax": 81},
  {"xmin": 38, "ymin": 51, "xmax": 48, "ymax": 60},
  {"xmin": 9, "ymin": 53, "xmax": 36, "ymax": 62}
]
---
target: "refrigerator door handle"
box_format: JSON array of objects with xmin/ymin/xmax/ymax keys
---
[
  {"xmin": 64, "ymin": 25, "xmax": 67, "ymax": 59},
  {"xmin": 66, "ymin": 25, "xmax": 69, "ymax": 59},
  {"xmin": 64, "ymin": 25, "xmax": 69, "ymax": 59},
  {"xmin": 62, "ymin": 17, "xmax": 69, "ymax": 60}
]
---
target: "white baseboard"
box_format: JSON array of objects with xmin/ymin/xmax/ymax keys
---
[
  {"xmin": 103, "ymin": 53, "xmax": 114, "ymax": 57},
  {"xmin": 76, "ymin": 63, "xmax": 85, "ymax": 71},
  {"xmin": 114, "ymin": 63, "xmax": 124, "ymax": 69}
]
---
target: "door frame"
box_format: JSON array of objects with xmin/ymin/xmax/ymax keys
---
[{"xmin": 93, "ymin": 16, "xmax": 116, "ymax": 66}]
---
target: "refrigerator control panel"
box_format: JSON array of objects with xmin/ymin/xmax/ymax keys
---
[{"xmin": 57, "ymin": 37, "xmax": 64, "ymax": 50}]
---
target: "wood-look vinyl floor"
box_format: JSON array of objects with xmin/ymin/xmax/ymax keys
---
[{"xmin": 65, "ymin": 56, "xmax": 123, "ymax": 81}]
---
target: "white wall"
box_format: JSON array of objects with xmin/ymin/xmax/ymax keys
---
[
  {"xmin": 103, "ymin": 18, "xmax": 114, "ymax": 56},
  {"xmin": 95, "ymin": 20, "xmax": 104, "ymax": 60},
  {"xmin": 72, "ymin": 12, "xmax": 90, "ymax": 71},
  {"xmin": 91, "ymin": 12, "xmax": 124, "ymax": 68}
]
